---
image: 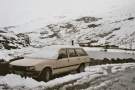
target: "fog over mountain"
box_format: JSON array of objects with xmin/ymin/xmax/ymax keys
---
[{"xmin": 0, "ymin": 0, "xmax": 134, "ymax": 27}]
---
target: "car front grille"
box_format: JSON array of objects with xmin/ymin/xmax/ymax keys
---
[{"xmin": 12, "ymin": 66, "xmax": 27, "ymax": 71}]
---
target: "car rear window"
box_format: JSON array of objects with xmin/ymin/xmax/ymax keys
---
[{"xmin": 75, "ymin": 48, "xmax": 88, "ymax": 56}]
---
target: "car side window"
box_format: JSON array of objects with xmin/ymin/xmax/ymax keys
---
[
  {"xmin": 76, "ymin": 48, "xmax": 88, "ymax": 56},
  {"xmin": 58, "ymin": 49, "xmax": 68, "ymax": 59},
  {"xmin": 68, "ymin": 48, "xmax": 78, "ymax": 57}
]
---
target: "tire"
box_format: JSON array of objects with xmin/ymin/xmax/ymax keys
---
[
  {"xmin": 40, "ymin": 68, "xmax": 52, "ymax": 82},
  {"xmin": 77, "ymin": 64, "xmax": 85, "ymax": 73}
]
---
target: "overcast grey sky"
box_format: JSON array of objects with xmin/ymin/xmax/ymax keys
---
[{"xmin": 0, "ymin": 0, "xmax": 134, "ymax": 27}]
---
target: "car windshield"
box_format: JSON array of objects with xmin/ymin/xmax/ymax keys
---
[{"xmin": 24, "ymin": 47, "xmax": 59, "ymax": 59}]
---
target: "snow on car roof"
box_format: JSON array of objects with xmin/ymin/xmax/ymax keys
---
[{"xmin": 25, "ymin": 45, "xmax": 81, "ymax": 59}]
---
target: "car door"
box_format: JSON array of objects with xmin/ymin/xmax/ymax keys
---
[
  {"xmin": 67, "ymin": 48, "xmax": 80, "ymax": 70},
  {"xmin": 54, "ymin": 48, "xmax": 69, "ymax": 74}
]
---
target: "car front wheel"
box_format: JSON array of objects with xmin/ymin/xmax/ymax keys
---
[{"xmin": 40, "ymin": 68, "xmax": 52, "ymax": 82}]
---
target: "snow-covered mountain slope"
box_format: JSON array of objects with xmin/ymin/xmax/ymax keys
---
[
  {"xmin": 15, "ymin": 15, "xmax": 135, "ymax": 49},
  {"xmin": 0, "ymin": 28, "xmax": 30, "ymax": 50}
]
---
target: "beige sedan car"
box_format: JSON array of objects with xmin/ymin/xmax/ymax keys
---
[{"xmin": 10, "ymin": 45, "xmax": 90, "ymax": 81}]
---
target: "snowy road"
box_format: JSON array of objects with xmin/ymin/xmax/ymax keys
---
[
  {"xmin": 84, "ymin": 47, "xmax": 135, "ymax": 60},
  {"xmin": 0, "ymin": 63, "xmax": 135, "ymax": 90}
]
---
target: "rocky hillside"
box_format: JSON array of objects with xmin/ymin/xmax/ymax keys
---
[{"xmin": 0, "ymin": 27, "xmax": 30, "ymax": 50}]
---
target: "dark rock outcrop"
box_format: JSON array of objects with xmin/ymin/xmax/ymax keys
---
[{"xmin": 0, "ymin": 29, "xmax": 30, "ymax": 50}]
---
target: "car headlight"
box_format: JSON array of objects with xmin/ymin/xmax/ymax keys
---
[{"xmin": 27, "ymin": 66, "xmax": 35, "ymax": 71}]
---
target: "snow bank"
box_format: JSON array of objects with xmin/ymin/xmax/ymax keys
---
[{"xmin": 0, "ymin": 74, "xmax": 45, "ymax": 89}]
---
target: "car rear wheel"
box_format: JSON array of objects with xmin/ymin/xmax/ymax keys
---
[
  {"xmin": 40, "ymin": 68, "xmax": 52, "ymax": 82},
  {"xmin": 77, "ymin": 64, "xmax": 85, "ymax": 73}
]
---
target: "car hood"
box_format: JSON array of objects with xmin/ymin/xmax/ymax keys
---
[{"xmin": 10, "ymin": 58, "xmax": 53, "ymax": 66}]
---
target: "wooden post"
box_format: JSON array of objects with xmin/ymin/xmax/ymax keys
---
[{"xmin": 72, "ymin": 40, "xmax": 74, "ymax": 46}]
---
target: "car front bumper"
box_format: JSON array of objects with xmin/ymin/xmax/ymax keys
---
[{"xmin": 10, "ymin": 69, "xmax": 40, "ymax": 78}]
